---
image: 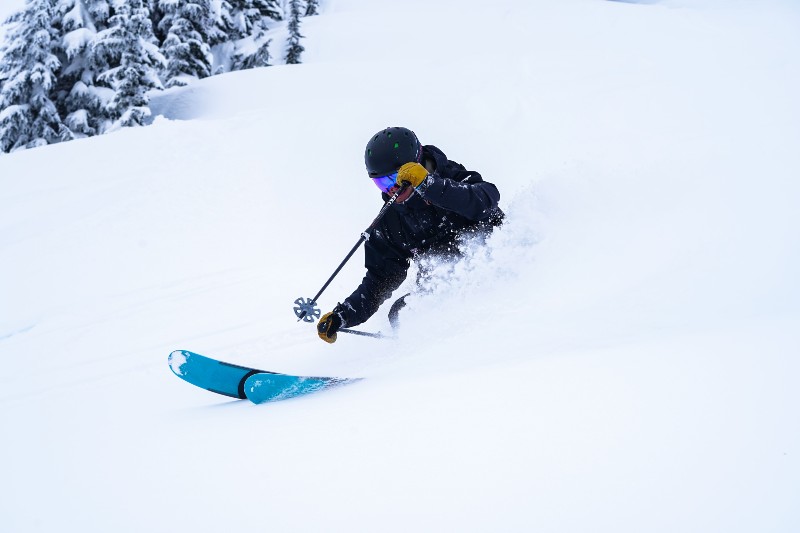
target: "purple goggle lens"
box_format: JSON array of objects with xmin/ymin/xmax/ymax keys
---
[{"xmin": 371, "ymin": 172, "xmax": 399, "ymax": 194}]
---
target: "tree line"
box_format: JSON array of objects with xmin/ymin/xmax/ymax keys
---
[{"xmin": 0, "ymin": 0, "xmax": 317, "ymax": 153}]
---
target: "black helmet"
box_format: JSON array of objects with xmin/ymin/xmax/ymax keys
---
[{"xmin": 364, "ymin": 127, "xmax": 422, "ymax": 177}]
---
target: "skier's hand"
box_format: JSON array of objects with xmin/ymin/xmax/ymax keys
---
[
  {"xmin": 317, "ymin": 309, "xmax": 343, "ymax": 344},
  {"xmin": 397, "ymin": 162, "xmax": 429, "ymax": 189}
]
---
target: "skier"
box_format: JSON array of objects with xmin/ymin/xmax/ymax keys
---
[{"xmin": 316, "ymin": 127, "xmax": 504, "ymax": 343}]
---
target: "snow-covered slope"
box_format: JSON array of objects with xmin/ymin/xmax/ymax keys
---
[{"xmin": 1, "ymin": 0, "xmax": 799, "ymax": 531}]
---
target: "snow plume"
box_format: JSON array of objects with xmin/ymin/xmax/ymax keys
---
[
  {"xmin": 393, "ymin": 187, "xmax": 546, "ymax": 364},
  {"xmin": 414, "ymin": 187, "xmax": 544, "ymax": 301}
]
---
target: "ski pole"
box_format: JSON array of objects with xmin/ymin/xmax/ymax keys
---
[
  {"xmin": 339, "ymin": 328, "xmax": 391, "ymax": 339},
  {"xmin": 293, "ymin": 183, "xmax": 410, "ymax": 323}
]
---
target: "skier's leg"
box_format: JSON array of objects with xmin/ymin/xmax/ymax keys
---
[{"xmin": 388, "ymin": 292, "xmax": 411, "ymax": 331}]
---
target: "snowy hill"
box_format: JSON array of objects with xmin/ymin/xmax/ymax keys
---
[{"xmin": 1, "ymin": 0, "xmax": 799, "ymax": 531}]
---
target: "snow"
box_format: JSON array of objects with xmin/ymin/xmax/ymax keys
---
[
  {"xmin": 1, "ymin": 0, "xmax": 799, "ymax": 531},
  {"xmin": 63, "ymin": 27, "xmax": 94, "ymax": 57},
  {"xmin": 168, "ymin": 350, "xmax": 188, "ymax": 376},
  {"xmin": 0, "ymin": 1, "xmax": 24, "ymax": 51},
  {"xmin": 0, "ymin": 0, "xmax": 25, "ymax": 25}
]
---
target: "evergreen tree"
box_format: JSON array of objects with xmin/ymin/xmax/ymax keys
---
[
  {"xmin": 209, "ymin": 0, "xmax": 237, "ymax": 44},
  {"xmin": 231, "ymin": 38, "xmax": 271, "ymax": 71},
  {"xmin": 251, "ymin": 0, "xmax": 282, "ymax": 23},
  {"xmin": 83, "ymin": 0, "xmax": 111, "ymax": 22},
  {"xmin": 210, "ymin": 0, "xmax": 281, "ymax": 74},
  {"xmin": 158, "ymin": 0, "xmax": 214, "ymax": 88},
  {"xmin": 304, "ymin": 0, "xmax": 319, "ymax": 17},
  {"xmin": 284, "ymin": 0, "xmax": 303, "ymax": 65},
  {"xmin": 221, "ymin": 0, "xmax": 281, "ymax": 41},
  {"xmin": 0, "ymin": 0, "xmax": 290, "ymax": 152},
  {"xmin": 149, "ymin": 0, "xmax": 168, "ymax": 44},
  {"xmin": 97, "ymin": 0, "xmax": 165, "ymax": 127},
  {"xmin": 0, "ymin": 0, "xmax": 73, "ymax": 152},
  {"xmin": 54, "ymin": 0, "xmax": 113, "ymax": 137}
]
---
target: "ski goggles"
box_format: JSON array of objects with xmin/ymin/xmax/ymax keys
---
[{"xmin": 371, "ymin": 171, "xmax": 399, "ymax": 194}]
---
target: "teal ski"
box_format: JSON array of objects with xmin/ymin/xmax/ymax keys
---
[{"xmin": 168, "ymin": 350, "xmax": 359, "ymax": 404}]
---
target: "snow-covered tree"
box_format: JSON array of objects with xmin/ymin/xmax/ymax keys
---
[
  {"xmin": 97, "ymin": 0, "xmax": 165, "ymax": 127},
  {"xmin": 207, "ymin": 0, "xmax": 281, "ymax": 74},
  {"xmin": 209, "ymin": 0, "xmax": 237, "ymax": 44},
  {"xmin": 284, "ymin": 0, "xmax": 303, "ymax": 65},
  {"xmin": 158, "ymin": 0, "xmax": 214, "ymax": 87},
  {"xmin": 53, "ymin": 0, "xmax": 113, "ymax": 137},
  {"xmin": 223, "ymin": 0, "xmax": 282, "ymax": 44},
  {"xmin": 0, "ymin": 0, "xmax": 292, "ymax": 152},
  {"xmin": 231, "ymin": 37, "xmax": 270, "ymax": 71},
  {"xmin": 251, "ymin": 0, "xmax": 282, "ymax": 24},
  {"xmin": 304, "ymin": 0, "xmax": 319, "ymax": 17},
  {"xmin": 149, "ymin": 0, "xmax": 168, "ymax": 43},
  {"xmin": 0, "ymin": 0, "xmax": 73, "ymax": 152}
]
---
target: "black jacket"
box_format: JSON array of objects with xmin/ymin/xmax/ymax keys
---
[{"xmin": 338, "ymin": 145, "xmax": 503, "ymax": 327}]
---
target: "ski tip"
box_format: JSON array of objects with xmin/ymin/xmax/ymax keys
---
[{"xmin": 168, "ymin": 350, "xmax": 190, "ymax": 376}]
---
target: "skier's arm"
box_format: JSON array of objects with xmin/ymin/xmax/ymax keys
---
[
  {"xmin": 417, "ymin": 173, "xmax": 500, "ymax": 221},
  {"xmin": 338, "ymin": 236, "xmax": 410, "ymax": 327},
  {"xmin": 398, "ymin": 162, "xmax": 500, "ymax": 222}
]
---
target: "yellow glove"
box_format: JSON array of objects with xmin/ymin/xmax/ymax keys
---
[
  {"xmin": 397, "ymin": 162, "xmax": 429, "ymax": 188},
  {"xmin": 317, "ymin": 310, "xmax": 343, "ymax": 344}
]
